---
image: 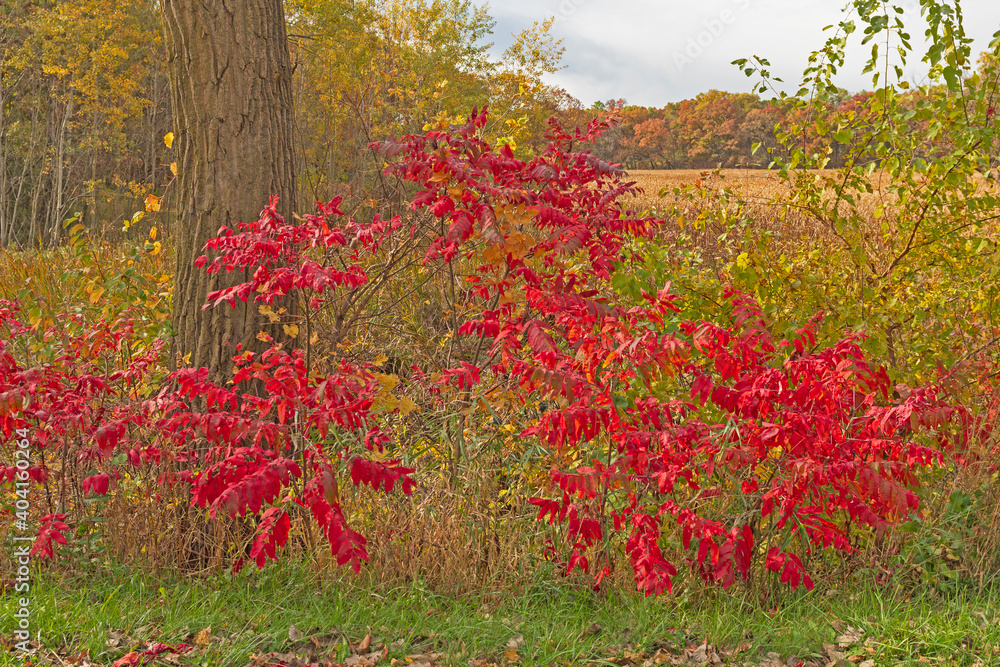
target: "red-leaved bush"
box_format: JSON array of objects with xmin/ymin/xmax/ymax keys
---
[
  {"xmin": 154, "ymin": 195, "xmax": 419, "ymax": 572},
  {"xmin": 0, "ymin": 304, "xmax": 165, "ymax": 560},
  {"xmin": 374, "ymin": 109, "xmax": 971, "ymax": 593},
  {"xmin": 0, "ymin": 108, "xmax": 972, "ymax": 594}
]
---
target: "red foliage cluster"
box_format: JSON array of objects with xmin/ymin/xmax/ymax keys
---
[
  {"xmin": 0, "ymin": 109, "xmax": 971, "ymax": 594},
  {"xmin": 376, "ymin": 109, "xmax": 970, "ymax": 593},
  {"xmin": 0, "ymin": 305, "xmax": 164, "ymax": 559},
  {"xmin": 0, "ymin": 198, "xmax": 416, "ymax": 572},
  {"xmin": 155, "ymin": 197, "xmax": 418, "ymax": 572}
]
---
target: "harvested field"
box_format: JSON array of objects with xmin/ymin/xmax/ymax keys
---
[
  {"xmin": 627, "ymin": 168, "xmax": 795, "ymax": 211},
  {"xmin": 624, "ymin": 168, "xmax": 1000, "ymax": 261},
  {"xmin": 626, "ymin": 168, "xmax": 998, "ymax": 214},
  {"xmin": 623, "ymin": 169, "xmax": 855, "ymax": 256},
  {"xmin": 627, "ymin": 168, "xmax": 888, "ymax": 216}
]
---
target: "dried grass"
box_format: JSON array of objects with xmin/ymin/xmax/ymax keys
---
[
  {"xmin": 626, "ymin": 168, "xmax": 880, "ymax": 245},
  {"xmin": 327, "ymin": 470, "xmax": 549, "ymax": 594}
]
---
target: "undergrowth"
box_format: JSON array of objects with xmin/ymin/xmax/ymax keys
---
[{"xmin": 3, "ymin": 558, "xmax": 1000, "ymax": 666}]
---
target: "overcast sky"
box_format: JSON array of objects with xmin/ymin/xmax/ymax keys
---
[{"xmin": 487, "ymin": 0, "xmax": 1000, "ymax": 107}]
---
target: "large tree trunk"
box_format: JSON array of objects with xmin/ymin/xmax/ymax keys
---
[{"xmin": 160, "ymin": 0, "xmax": 296, "ymax": 381}]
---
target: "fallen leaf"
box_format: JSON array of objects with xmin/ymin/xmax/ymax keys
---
[
  {"xmin": 649, "ymin": 648, "xmax": 673, "ymax": 664},
  {"xmin": 398, "ymin": 396, "xmax": 419, "ymax": 416},
  {"xmin": 259, "ymin": 652, "xmax": 310, "ymax": 667},
  {"xmin": 835, "ymin": 626, "xmax": 863, "ymax": 647},
  {"xmin": 506, "ymin": 635, "xmax": 525, "ymax": 650},
  {"xmin": 345, "ymin": 654, "xmax": 378, "ymax": 667},
  {"xmin": 193, "ymin": 627, "xmax": 211, "ymax": 647},
  {"xmin": 688, "ymin": 643, "xmax": 709, "ymax": 664},
  {"xmin": 578, "ymin": 623, "xmax": 602, "ymax": 639},
  {"xmin": 358, "ymin": 632, "xmax": 372, "ymax": 652},
  {"xmin": 310, "ymin": 633, "xmax": 341, "ymax": 649},
  {"xmin": 822, "ymin": 644, "xmax": 845, "ymax": 660},
  {"xmin": 112, "ymin": 651, "xmax": 139, "ymax": 667},
  {"xmin": 404, "ymin": 653, "xmax": 440, "ymax": 662}
]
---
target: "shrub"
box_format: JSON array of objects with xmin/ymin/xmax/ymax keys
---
[{"xmin": 0, "ymin": 108, "xmax": 974, "ymax": 596}]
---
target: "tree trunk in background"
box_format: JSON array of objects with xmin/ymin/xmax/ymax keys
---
[
  {"xmin": 50, "ymin": 94, "xmax": 72, "ymax": 246},
  {"xmin": 160, "ymin": 0, "xmax": 296, "ymax": 381},
  {"xmin": 0, "ymin": 73, "xmax": 8, "ymax": 247}
]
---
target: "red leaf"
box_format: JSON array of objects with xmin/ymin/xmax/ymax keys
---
[{"xmin": 249, "ymin": 508, "xmax": 291, "ymax": 568}]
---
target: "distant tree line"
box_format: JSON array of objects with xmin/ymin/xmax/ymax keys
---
[
  {"xmin": 0, "ymin": 0, "xmax": 573, "ymax": 248},
  {"xmin": 3, "ymin": 0, "xmax": 997, "ymax": 248},
  {"xmin": 585, "ymin": 73, "xmax": 1000, "ymax": 173}
]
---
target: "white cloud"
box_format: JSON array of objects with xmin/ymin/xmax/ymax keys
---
[{"xmin": 488, "ymin": 0, "xmax": 1000, "ymax": 106}]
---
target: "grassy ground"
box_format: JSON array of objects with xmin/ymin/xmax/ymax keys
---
[{"xmin": 2, "ymin": 560, "xmax": 999, "ymax": 666}]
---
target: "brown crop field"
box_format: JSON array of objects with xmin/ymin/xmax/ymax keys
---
[
  {"xmin": 626, "ymin": 167, "xmax": 1000, "ymax": 212},
  {"xmin": 623, "ymin": 168, "xmax": 857, "ymax": 250},
  {"xmin": 624, "ymin": 168, "xmax": 1000, "ymax": 257},
  {"xmin": 626, "ymin": 168, "xmax": 887, "ymax": 214},
  {"xmin": 627, "ymin": 168, "xmax": 794, "ymax": 209}
]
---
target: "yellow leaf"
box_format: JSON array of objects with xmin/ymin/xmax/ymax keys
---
[
  {"xmin": 259, "ymin": 305, "xmax": 281, "ymax": 323},
  {"xmin": 145, "ymin": 194, "xmax": 161, "ymax": 213},
  {"xmin": 170, "ymin": 162, "xmax": 177, "ymax": 176},
  {"xmin": 283, "ymin": 324, "xmax": 299, "ymax": 338},
  {"xmin": 89, "ymin": 287, "xmax": 105, "ymax": 304},
  {"xmin": 257, "ymin": 331, "xmax": 273, "ymax": 342},
  {"xmin": 164, "ymin": 132, "xmax": 174, "ymax": 149},
  {"xmin": 398, "ymin": 396, "xmax": 419, "ymax": 416},
  {"xmin": 310, "ymin": 331, "xmax": 319, "ymax": 345},
  {"xmin": 150, "ymin": 241, "xmax": 162, "ymax": 256},
  {"xmin": 149, "ymin": 226, "xmax": 157, "ymax": 240},
  {"xmin": 374, "ymin": 353, "xmax": 388, "ymax": 367},
  {"xmin": 374, "ymin": 394, "xmax": 399, "ymax": 412},
  {"xmin": 124, "ymin": 210, "xmax": 144, "ymax": 231},
  {"xmin": 374, "ymin": 373, "xmax": 400, "ymax": 393}
]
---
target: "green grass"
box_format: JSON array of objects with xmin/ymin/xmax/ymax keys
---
[{"xmin": 3, "ymin": 560, "xmax": 1000, "ymax": 666}]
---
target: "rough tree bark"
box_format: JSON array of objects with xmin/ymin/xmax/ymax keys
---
[{"xmin": 160, "ymin": 0, "xmax": 296, "ymax": 381}]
